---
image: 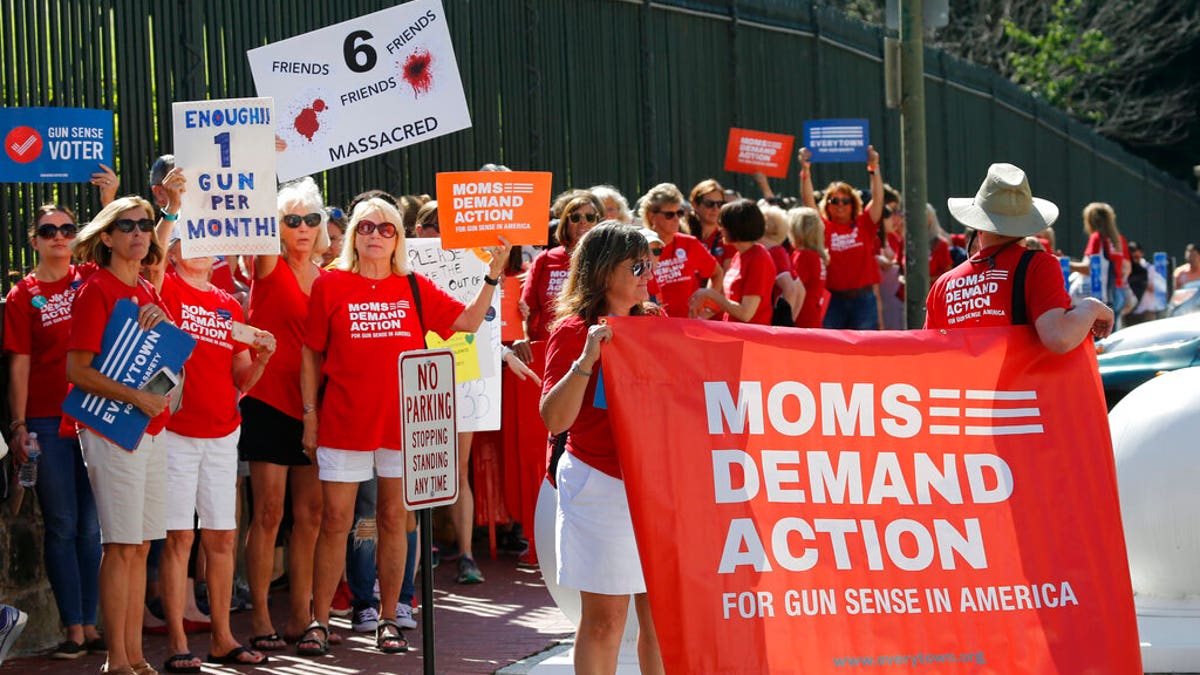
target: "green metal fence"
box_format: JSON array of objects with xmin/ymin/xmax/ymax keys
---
[{"xmin": 2, "ymin": 0, "xmax": 1197, "ymax": 288}]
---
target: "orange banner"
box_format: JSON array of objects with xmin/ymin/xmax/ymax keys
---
[
  {"xmin": 500, "ymin": 274, "xmax": 524, "ymax": 342},
  {"xmin": 724, "ymin": 127, "xmax": 795, "ymax": 178},
  {"xmin": 602, "ymin": 318, "xmax": 1139, "ymax": 674},
  {"xmin": 435, "ymin": 171, "xmax": 552, "ymax": 249}
]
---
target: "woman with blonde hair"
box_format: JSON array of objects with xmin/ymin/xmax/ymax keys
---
[
  {"xmin": 590, "ymin": 185, "xmax": 634, "ymax": 224},
  {"xmin": 640, "ymin": 183, "xmax": 721, "ymax": 318},
  {"xmin": 787, "ymin": 207, "xmax": 829, "ymax": 328},
  {"xmin": 758, "ymin": 203, "xmax": 801, "ymax": 325}
]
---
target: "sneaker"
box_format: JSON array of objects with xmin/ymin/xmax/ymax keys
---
[
  {"xmin": 0, "ymin": 606, "xmax": 28, "ymax": 666},
  {"xmin": 394, "ymin": 603, "xmax": 417, "ymax": 630},
  {"xmin": 351, "ymin": 606, "xmax": 379, "ymax": 633},
  {"xmin": 51, "ymin": 639, "xmax": 86, "ymax": 660},
  {"xmin": 517, "ymin": 547, "xmax": 539, "ymax": 567},
  {"xmin": 456, "ymin": 555, "xmax": 484, "ymax": 584},
  {"xmin": 330, "ymin": 580, "xmax": 352, "ymax": 618}
]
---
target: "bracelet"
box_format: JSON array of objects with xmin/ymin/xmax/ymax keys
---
[
  {"xmin": 483, "ymin": 274, "xmax": 500, "ymax": 286},
  {"xmin": 161, "ymin": 210, "xmax": 180, "ymax": 222},
  {"xmin": 570, "ymin": 360, "xmax": 593, "ymax": 378},
  {"xmin": 8, "ymin": 420, "xmax": 25, "ymax": 431},
  {"xmin": 800, "ymin": 171, "xmax": 810, "ymax": 179},
  {"xmin": 302, "ymin": 404, "xmax": 317, "ymax": 414}
]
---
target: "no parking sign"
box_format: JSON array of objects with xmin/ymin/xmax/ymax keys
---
[{"xmin": 400, "ymin": 349, "xmax": 458, "ymax": 509}]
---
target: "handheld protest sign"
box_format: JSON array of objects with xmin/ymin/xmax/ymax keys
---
[
  {"xmin": 0, "ymin": 107, "xmax": 113, "ymax": 183},
  {"xmin": 172, "ymin": 98, "xmax": 280, "ymax": 258},
  {"xmin": 804, "ymin": 118, "xmax": 869, "ymax": 163},
  {"xmin": 1153, "ymin": 252, "xmax": 1169, "ymax": 308},
  {"xmin": 1089, "ymin": 253, "xmax": 1108, "ymax": 302},
  {"xmin": 401, "ymin": 349, "xmax": 458, "ymax": 509},
  {"xmin": 723, "ymin": 128, "xmax": 794, "ymax": 179},
  {"xmin": 435, "ymin": 171, "xmax": 552, "ymax": 249},
  {"xmin": 246, "ymin": 0, "xmax": 470, "ymax": 182}
]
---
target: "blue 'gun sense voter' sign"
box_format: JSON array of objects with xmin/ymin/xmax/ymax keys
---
[
  {"xmin": 0, "ymin": 107, "xmax": 114, "ymax": 182},
  {"xmin": 62, "ymin": 299, "xmax": 196, "ymax": 451},
  {"xmin": 804, "ymin": 118, "xmax": 869, "ymax": 163}
]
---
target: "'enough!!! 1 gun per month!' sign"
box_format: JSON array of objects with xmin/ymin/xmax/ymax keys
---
[{"xmin": 246, "ymin": 0, "xmax": 471, "ymax": 182}]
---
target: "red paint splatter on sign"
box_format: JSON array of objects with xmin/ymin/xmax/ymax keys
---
[
  {"xmin": 313, "ymin": 99, "xmax": 326, "ymax": 112},
  {"xmin": 402, "ymin": 50, "xmax": 433, "ymax": 95},
  {"xmin": 293, "ymin": 100, "xmax": 323, "ymax": 141}
]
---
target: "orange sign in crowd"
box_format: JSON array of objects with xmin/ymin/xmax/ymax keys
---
[
  {"xmin": 724, "ymin": 127, "xmax": 795, "ymax": 179},
  {"xmin": 602, "ymin": 318, "xmax": 1140, "ymax": 674},
  {"xmin": 435, "ymin": 170, "xmax": 552, "ymax": 249}
]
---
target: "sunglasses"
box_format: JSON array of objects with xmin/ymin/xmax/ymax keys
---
[
  {"xmin": 356, "ymin": 220, "xmax": 398, "ymax": 238},
  {"xmin": 700, "ymin": 198, "xmax": 724, "ymax": 209},
  {"xmin": 629, "ymin": 259, "xmax": 652, "ymax": 277},
  {"xmin": 282, "ymin": 212, "xmax": 323, "ymax": 228},
  {"xmin": 327, "ymin": 206, "xmax": 345, "ymax": 221},
  {"xmin": 827, "ymin": 197, "xmax": 854, "ymax": 206},
  {"xmin": 37, "ymin": 223, "xmax": 78, "ymax": 239},
  {"xmin": 655, "ymin": 209, "xmax": 686, "ymax": 220},
  {"xmin": 111, "ymin": 218, "xmax": 156, "ymax": 233},
  {"xmin": 567, "ymin": 211, "xmax": 599, "ymax": 224},
  {"xmin": 650, "ymin": 247, "xmax": 663, "ymax": 257}
]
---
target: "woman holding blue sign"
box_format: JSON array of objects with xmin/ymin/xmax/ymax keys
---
[
  {"xmin": 66, "ymin": 192, "xmax": 177, "ymax": 675},
  {"xmin": 298, "ymin": 197, "xmax": 510, "ymax": 656}
]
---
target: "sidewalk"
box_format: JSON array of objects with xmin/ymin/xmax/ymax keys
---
[{"xmin": 5, "ymin": 554, "xmax": 574, "ymax": 674}]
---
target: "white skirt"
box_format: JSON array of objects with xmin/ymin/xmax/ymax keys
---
[{"xmin": 555, "ymin": 452, "xmax": 646, "ymax": 595}]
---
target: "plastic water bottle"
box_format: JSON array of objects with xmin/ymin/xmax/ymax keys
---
[{"xmin": 17, "ymin": 432, "xmax": 40, "ymax": 488}]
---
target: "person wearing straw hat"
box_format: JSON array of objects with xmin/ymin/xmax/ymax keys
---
[{"xmin": 925, "ymin": 163, "xmax": 1113, "ymax": 352}]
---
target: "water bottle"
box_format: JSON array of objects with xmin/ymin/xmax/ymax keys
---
[{"xmin": 17, "ymin": 432, "xmax": 40, "ymax": 488}]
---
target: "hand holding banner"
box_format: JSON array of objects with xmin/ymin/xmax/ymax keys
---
[
  {"xmin": 435, "ymin": 171, "xmax": 552, "ymax": 249},
  {"xmin": 723, "ymin": 128, "xmax": 794, "ymax": 178}
]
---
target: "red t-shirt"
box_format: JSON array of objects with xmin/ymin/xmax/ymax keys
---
[
  {"xmin": 1084, "ymin": 233, "xmax": 1131, "ymax": 288},
  {"xmin": 541, "ymin": 314, "xmax": 620, "ymax": 478},
  {"xmin": 305, "ymin": 271, "xmax": 464, "ymax": 451},
  {"xmin": 924, "ymin": 244, "xmax": 1071, "ymax": 329},
  {"xmin": 791, "ymin": 248, "xmax": 827, "ymax": 329},
  {"xmin": 929, "ymin": 237, "xmax": 953, "ymax": 281},
  {"xmin": 210, "ymin": 257, "xmax": 238, "ymax": 295},
  {"xmin": 4, "ymin": 267, "xmax": 86, "ymax": 418},
  {"xmin": 824, "ymin": 212, "xmax": 881, "ymax": 291},
  {"xmin": 521, "ymin": 246, "xmax": 572, "ymax": 341},
  {"xmin": 246, "ymin": 261, "xmax": 321, "ymax": 419},
  {"xmin": 699, "ymin": 228, "xmax": 735, "ymax": 268},
  {"xmin": 68, "ymin": 268, "xmax": 172, "ymax": 435},
  {"xmin": 723, "ymin": 244, "xmax": 776, "ymax": 325},
  {"xmin": 160, "ymin": 271, "xmax": 247, "ymax": 438},
  {"xmin": 652, "ymin": 234, "xmax": 719, "ymax": 318}
]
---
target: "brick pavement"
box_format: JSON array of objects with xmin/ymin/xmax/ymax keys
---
[{"xmin": 5, "ymin": 553, "xmax": 574, "ymax": 674}]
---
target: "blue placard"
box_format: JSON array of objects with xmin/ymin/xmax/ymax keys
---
[
  {"xmin": 1059, "ymin": 256, "xmax": 1071, "ymax": 291},
  {"xmin": 1088, "ymin": 254, "xmax": 1106, "ymax": 301},
  {"xmin": 1153, "ymin": 252, "xmax": 1169, "ymax": 307},
  {"xmin": 62, "ymin": 299, "xmax": 196, "ymax": 451},
  {"xmin": 803, "ymin": 118, "xmax": 869, "ymax": 163},
  {"xmin": 0, "ymin": 107, "xmax": 114, "ymax": 183}
]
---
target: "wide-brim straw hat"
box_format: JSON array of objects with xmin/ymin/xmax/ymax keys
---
[{"xmin": 947, "ymin": 163, "xmax": 1058, "ymax": 238}]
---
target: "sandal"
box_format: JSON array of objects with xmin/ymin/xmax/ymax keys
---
[
  {"xmin": 132, "ymin": 663, "xmax": 158, "ymax": 675},
  {"xmin": 295, "ymin": 621, "xmax": 329, "ymax": 657},
  {"xmin": 207, "ymin": 646, "xmax": 268, "ymax": 666},
  {"xmin": 248, "ymin": 632, "xmax": 287, "ymax": 651},
  {"xmin": 375, "ymin": 619, "xmax": 409, "ymax": 654},
  {"xmin": 162, "ymin": 653, "xmax": 201, "ymax": 674}
]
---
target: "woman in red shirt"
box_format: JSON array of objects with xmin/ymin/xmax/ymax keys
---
[
  {"xmin": 1080, "ymin": 202, "xmax": 1131, "ymax": 328},
  {"xmin": 689, "ymin": 200, "xmax": 776, "ymax": 325},
  {"xmin": 66, "ymin": 193, "xmax": 177, "ymax": 675},
  {"xmin": 687, "ymin": 179, "xmax": 733, "ymax": 269},
  {"xmin": 298, "ymin": 198, "xmax": 510, "ymax": 656},
  {"xmin": 539, "ymin": 222, "xmax": 662, "ymax": 673},
  {"xmin": 521, "ymin": 192, "xmax": 602, "ymax": 341},
  {"xmin": 787, "ymin": 206, "xmax": 829, "ymax": 328},
  {"xmin": 640, "ymin": 182, "xmax": 722, "ymax": 318}
]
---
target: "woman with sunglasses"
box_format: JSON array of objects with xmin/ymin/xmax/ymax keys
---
[
  {"xmin": 299, "ymin": 198, "xmax": 510, "ymax": 655},
  {"xmin": 687, "ymin": 179, "xmax": 734, "ymax": 270},
  {"xmin": 4, "ymin": 204, "xmax": 106, "ymax": 660},
  {"xmin": 521, "ymin": 191, "xmax": 602, "ymax": 342},
  {"xmin": 66, "ymin": 193, "xmax": 178, "ymax": 675},
  {"xmin": 799, "ymin": 145, "xmax": 886, "ymax": 329},
  {"xmin": 640, "ymin": 183, "xmax": 723, "ymax": 318},
  {"xmin": 688, "ymin": 200, "xmax": 776, "ymax": 325},
  {"xmin": 239, "ymin": 176, "xmax": 332, "ymax": 652},
  {"xmin": 540, "ymin": 222, "xmax": 663, "ymax": 674}
]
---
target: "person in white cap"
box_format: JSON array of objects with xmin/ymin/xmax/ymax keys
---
[{"xmin": 924, "ymin": 163, "xmax": 1113, "ymax": 352}]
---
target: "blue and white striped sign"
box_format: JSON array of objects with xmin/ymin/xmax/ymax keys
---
[
  {"xmin": 1153, "ymin": 252, "xmax": 1169, "ymax": 308},
  {"xmin": 804, "ymin": 118, "xmax": 869, "ymax": 163}
]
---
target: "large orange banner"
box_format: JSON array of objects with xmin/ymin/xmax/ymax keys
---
[{"xmin": 602, "ymin": 318, "xmax": 1140, "ymax": 674}]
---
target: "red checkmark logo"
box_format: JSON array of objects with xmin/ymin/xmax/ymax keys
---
[{"xmin": 5, "ymin": 126, "xmax": 43, "ymax": 163}]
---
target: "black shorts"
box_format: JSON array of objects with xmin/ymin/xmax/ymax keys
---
[{"xmin": 237, "ymin": 396, "xmax": 310, "ymax": 466}]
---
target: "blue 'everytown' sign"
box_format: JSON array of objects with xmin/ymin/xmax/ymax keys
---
[
  {"xmin": 62, "ymin": 299, "xmax": 196, "ymax": 451},
  {"xmin": 804, "ymin": 118, "xmax": 869, "ymax": 163},
  {"xmin": 0, "ymin": 107, "xmax": 114, "ymax": 183}
]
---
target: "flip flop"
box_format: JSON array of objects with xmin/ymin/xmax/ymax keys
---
[
  {"xmin": 162, "ymin": 652, "xmax": 201, "ymax": 674},
  {"xmin": 248, "ymin": 632, "xmax": 286, "ymax": 651},
  {"xmin": 295, "ymin": 621, "xmax": 329, "ymax": 657},
  {"xmin": 206, "ymin": 646, "xmax": 269, "ymax": 666}
]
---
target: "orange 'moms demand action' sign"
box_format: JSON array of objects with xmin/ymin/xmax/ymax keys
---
[
  {"xmin": 436, "ymin": 170, "xmax": 552, "ymax": 249},
  {"xmin": 724, "ymin": 127, "xmax": 795, "ymax": 178},
  {"xmin": 600, "ymin": 318, "xmax": 1140, "ymax": 674}
]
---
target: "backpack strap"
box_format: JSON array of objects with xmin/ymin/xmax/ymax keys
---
[
  {"xmin": 1010, "ymin": 249, "xmax": 1037, "ymax": 326},
  {"xmin": 407, "ymin": 273, "xmax": 427, "ymax": 346}
]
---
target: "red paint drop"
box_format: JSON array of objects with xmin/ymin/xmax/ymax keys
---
[
  {"xmin": 313, "ymin": 99, "xmax": 327, "ymax": 112},
  {"xmin": 402, "ymin": 50, "xmax": 433, "ymax": 95},
  {"xmin": 293, "ymin": 99, "xmax": 324, "ymax": 141}
]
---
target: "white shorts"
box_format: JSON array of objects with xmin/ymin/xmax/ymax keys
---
[
  {"xmin": 81, "ymin": 429, "xmax": 167, "ymax": 545},
  {"xmin": 317, "ymin": 447, "xmax": 404, "ymax": 483},
  {"xmin": 555, "ymin": 452, "xmax": 646, "ymax": 595},
  {"xmin": 163, "ymin": 429, "xmax": 240, "ymax": 531}
]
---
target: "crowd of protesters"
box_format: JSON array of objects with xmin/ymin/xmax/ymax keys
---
[{"xmin": 0, "ymin": 141, "xmax": 1180, "ymax": 674}]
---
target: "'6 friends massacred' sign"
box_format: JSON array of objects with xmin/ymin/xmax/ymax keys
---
[{"xmin": 246, "ymin": 0, "xmax": 470, "ymax": 182}]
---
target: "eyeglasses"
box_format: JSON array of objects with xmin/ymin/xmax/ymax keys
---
[
  {"xmin": 699, "ymin": 199, "xmax": 724, "ymax": 209},
  {"xmin": 629, "ymin": 259, "xmax": 652, "ymax": 277},
  {"xmin": 111, "ymin": 218, "xmax": 156, "ymax": 233},
  {"xmin": 356, "ymin": 220, "xmax": 398, "ymax": 238},
  {"xmin": 37, "ymin": 223, "xmax": 78, "ymax": 239},
  {"xmin": 650, "ymin": 247, "xmax": 663, "ymax": 257},
  {"xmin": 655, "ymin": 209, "xmax": 686, "ymax": 220},
  {"xmin": 567, "ymin": 211, "xmax": 599, "ymax": 224},
  {"xmin": 827, "ymin": 197, "xmax": 854, "ymax": 206},
  {"xmin": 282, "ymin": 212, "xmax": 323, "ymax": 228}
]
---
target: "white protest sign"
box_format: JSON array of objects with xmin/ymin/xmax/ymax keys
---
[
  {"xmin": 246, "ymin": 0, "xmax": 471, "ymax": 182},
  {"xmin": 406, "ymin": 238, "xmax": 501, "ymax": 432},
  {"xmin": 400, "ymin": 348, "xmax": 458, "ymax": 509},
  {"xmin": 171, "ymin": 97, "xmax": 279, "ymax": 258}
]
